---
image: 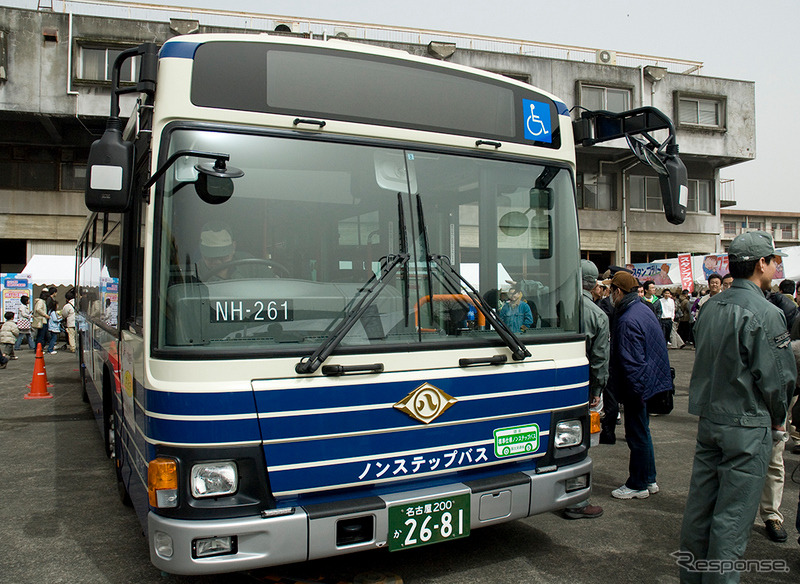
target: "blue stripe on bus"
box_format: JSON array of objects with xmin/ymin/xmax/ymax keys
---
[
  {"xmin": 555, "ymin": 100, "xmax": 569, "ymax": 116},
  {"xmin": 263, "ymin": 409, "xmax": 556, "ymax": 466},
  {"xmin": 146, "ymin": 416, "xmax": 262, "ymax": 444},
  {"xmin": 269, "ymin": 445, "xmax": 550, "ymax": 497},
  {"xmin": 159, "ymin": 41, "xmax": 202, "ymax": 59},
  {"xmin": 139, "ymin": 364, "xmax": 586, "ymax": 448},
  {"xmin": 139, "ymin": 364, "xmax": 584, "ymax": 418},
  {"xmin": 253, "ymin": 365, "xmax": 586, "ymax": 496},
  {"xmin": 265, "ymin": 415, "xmax": 554, "ymax": 496},
  {"xmin": 141, "ymin": 384, "xmax": 583, "ymax": 447},
  {"xmin": 254, "ymin": 365, "xmax": 584, "ymax": 413},
  {"xmin": 144, "ymin": 388, "xmax": 257, "ymax": 416},
  {"xmin": 140, "ymin": 385, "xmax": 583, "ymax": 446},
  {"xmin": 258, "ymin": 385, "xmax": 583, "ymax": 443}
]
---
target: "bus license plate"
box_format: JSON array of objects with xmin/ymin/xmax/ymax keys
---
[
  {"xmin": 388, "ymin": 494, "xmax": 470, "ymax": 551},
  {"xmin": 210, "ymin": 299, "xmax": 293, "ymax": 323}
]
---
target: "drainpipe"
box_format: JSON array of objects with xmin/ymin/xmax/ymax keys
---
[
  {"xmin": 599, "ymin": 157, "xmax": 635, "ymax": 265},
  {"xmin": 620, "ymin": 161, "xmax": 639, "ymax": 264},
  {"xmin": 639, "ymin": 66, "xmax": 645, "ymax": 108},
  {"xmin": 66, "ymin": 13, "xmax": 79, "ymax": 97}
]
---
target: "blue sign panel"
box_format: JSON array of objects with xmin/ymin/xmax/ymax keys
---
[{"xmin": 523, "ymin": 99, "xmax": 552, "ymax": 143}]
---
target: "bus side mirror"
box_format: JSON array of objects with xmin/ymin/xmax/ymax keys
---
[
  {"xmin": 660, "ymin": 148, "xmax": 688, "ymax": 225},
  {"xmin": 85, "ymin": 118, "xmax": 134, "ymax": 213},
  {"xmin": 529, "ymin": 187, "xmax": 553, "ymax": 210},
  {"xmin": 574, "ymin": 107, "xmax": 687, "ymax": 225}
]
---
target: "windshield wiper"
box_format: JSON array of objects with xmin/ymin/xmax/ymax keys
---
[
  {"xmin": 295, "ymin": 252, "xmax": 408, "ymax": 374},
  {"xmin": 296, "ymin": 193, "xmax": 411, "ymax": 375},
  {"xmin": 397, "ymin": 192, "xmax": 411, "ymax": 328},
  {"xmin": 415, "ymin": 194, "xmax": 530, "ymax": 361}
]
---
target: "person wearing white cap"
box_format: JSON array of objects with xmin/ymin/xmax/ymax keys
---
[
  {"xmin": 679, "ymin": 231, "xmax": 796, "ymax": 582},
  {"xmin": 197, "ymin": 221, "xmax": 276, "ymax": 281},
  {"xmin": 198, "ymin": 221, "xmax": 239, "ymax": 280}
]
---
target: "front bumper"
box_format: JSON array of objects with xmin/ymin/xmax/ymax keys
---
[{"xmin": 149, "ymin": 456, "xmax": 592, "ymax": 575}]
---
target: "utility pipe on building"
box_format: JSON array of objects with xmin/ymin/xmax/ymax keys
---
[{"xmin": 620, "ymin": 160, "xmax": 640, "ymax": 263}]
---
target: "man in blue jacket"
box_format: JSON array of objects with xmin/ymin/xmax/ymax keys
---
[{"xmin": 607, "ymin": 271, "xmax": 672, "ymax": 499}]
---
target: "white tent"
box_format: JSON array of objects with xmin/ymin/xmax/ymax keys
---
[{"xmin": 21, "ymin": 255, "xmax": 76, "ymax": 286}]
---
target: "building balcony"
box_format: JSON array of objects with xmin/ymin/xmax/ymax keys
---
[{"xmin": 719, "ymin": 178, "xmax": 736, "ymax": 208}]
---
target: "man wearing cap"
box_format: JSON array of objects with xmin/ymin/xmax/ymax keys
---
[
  {"xmin": 679, "ymin": 231, "xmax": 796, "ymax": 583},
  {"xmin": 607, "ymin": 270, "xmax": 671, "ymax": 500},
  {"xmin": 198, "ymin": 221, "xmax": 275, "ymax": 281},
  {"xmin": 563, "ymin": 260, "xmax": 609, "ymax": 519},
  {"xmin": 592, "ymin": 279, "xmax": 614, "ymax": 320}
]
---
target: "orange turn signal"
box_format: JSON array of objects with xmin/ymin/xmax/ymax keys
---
[
  {"xmin": 148, "ymin": 457, "xmax": 178, "ymax": 508},
  {"xmin": 590, "ymin": 411, "xmax": 602, "ymax": 434}
]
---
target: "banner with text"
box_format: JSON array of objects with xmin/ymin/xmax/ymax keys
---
[
  {"xmin": 0, "ymin": 273, "xmax": 33, "ymax": 318},
  {"xmin": 678, "ymin": 254, "xmax": 694, "ymax": 293}
]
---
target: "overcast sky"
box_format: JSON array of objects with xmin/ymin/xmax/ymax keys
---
[{"xmin": 140, "ymin": 1, "xmax": 800, "ymax": 213}]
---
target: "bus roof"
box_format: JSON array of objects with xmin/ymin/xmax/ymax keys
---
[{"xmin": 158, "ymin": 34, "xmax": 569, "ymax": 149}]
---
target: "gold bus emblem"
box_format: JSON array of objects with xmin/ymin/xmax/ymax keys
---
[{"xmin": 394, "ymin": 383, "xmax": 457, "ymax": 424}]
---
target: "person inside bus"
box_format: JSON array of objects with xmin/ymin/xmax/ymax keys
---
[
  {"xmin": 196, "ymin": 220, "xmax": 276, "ymax": 282},
  {"xmin": 499, "ymin": 287, "xmax": 534, "ymax": 332}
]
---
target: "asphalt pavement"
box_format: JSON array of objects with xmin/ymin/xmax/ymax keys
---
[{"xmin": 1, "ymin": 346, "xmax": 798, "ymax": 584}]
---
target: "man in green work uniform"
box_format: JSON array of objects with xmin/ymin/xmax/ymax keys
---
[
  {"xmin": 563, "ymin": 260, "xmax": 609, "ymax": 519},
  {"xmin": 678, "ymin": 231, "xmax": 796, "ymax": 583}
]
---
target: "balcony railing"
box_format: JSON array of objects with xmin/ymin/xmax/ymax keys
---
[
  {"xmin": 718, "ymin": 178, "xmax": 736, "ymax": 208},
  {"xmin": 22, "ymin": 0, "xmax": 705, "ymax": 74}
]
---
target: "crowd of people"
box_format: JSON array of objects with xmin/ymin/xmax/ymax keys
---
[
  {"xmin": 572, "ymin": 231, "xmax": 799, "ymax": 583},
  {"xmin": 0, "ymin": 286, "xmax": 76, "ymax": 368}
]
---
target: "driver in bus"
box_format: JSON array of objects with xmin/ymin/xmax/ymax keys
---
[{"xmin": 198, "ymin": 220, "xmax": 276, "ymax": 281}]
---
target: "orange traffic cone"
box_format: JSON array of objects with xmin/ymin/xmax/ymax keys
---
[{"xmin": 24, "ymin": 344, "xmax": 53, "ymax": 400}]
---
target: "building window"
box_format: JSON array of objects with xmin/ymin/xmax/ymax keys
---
[
  {"xmin": 774, "ymin": 222, "xmax": 795, "ymax": 240},
  {"xmin": 678, "ymin": 96, "xmax": 725, "ymax": 129},
  {"xmin": 580, "ymin": 84, "xmax": 631, "ymax": 112},
  {"xmin": 0, "ymin": 146, "xmax": 58, "ymax": 190},
  {"xmin": 498, "ymin": 71, "xmax": 531, "ymax": 84},
  {"xmin": 687, "ymin": 179, "xmax": 712, "ymax": 214},
  {"xmin": 61, "ymin": 163, "xmax": 87, "ymax": 191},
  {"xmin": 723, "ymin": 221, "xmax": 738, "ymax": 236},
  {"xmin": 748, "ymin": 220, "xmax": 764, "ymax": 231},
  {"xmin": 79, "ymin": 46, "xmax": 140, "ymax": 82},
  {"xmin": 577, "ymin": 173, "xmax": 616, "ymax": 210},
  {"xmin": 629, "ymin": 175, "xmax": 661, "ymax": 211}
]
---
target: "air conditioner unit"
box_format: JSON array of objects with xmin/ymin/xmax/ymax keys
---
[
  {"xmin": 334, "ymin": 27, "xmax": 356, "ymax": 39},
  {"xmin": 274, "ymin": 22, "xmax": 299, "ymax": 33},
  {"xmin": 596, "ymin": 49, "xmax": 617, "ymax": 65}
]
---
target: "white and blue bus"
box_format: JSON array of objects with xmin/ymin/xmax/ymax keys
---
[{"xmin": 77, "ymin": 34, "xmax": 685, "ymax": 575}]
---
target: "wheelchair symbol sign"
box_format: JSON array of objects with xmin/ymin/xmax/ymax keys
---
[{"xmin": 523, "ymin": 99, "xmax": 552, "ymax": 143}]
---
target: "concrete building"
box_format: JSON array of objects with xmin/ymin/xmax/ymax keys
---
[
  {"xmin": 721, "ymin": 208, "xmax": 800, "ymax": 250},
  {"xmin": 0, "ymin": 2, "xmax": 754, "ymax": 274}
]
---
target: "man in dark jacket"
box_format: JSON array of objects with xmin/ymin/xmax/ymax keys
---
[
  {"xmin": 607, "ymin": 271, "xmax": 672, "ymax": 499},
  {"xmin": 767, "ymin": 288, "xmax": 798, "ymax": 332}
]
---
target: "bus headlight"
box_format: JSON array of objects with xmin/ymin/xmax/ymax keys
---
[
  {"xmin": 554, "ymin": 420, "xmax": 583, "ymax": 448},
  {"xmin": 191, "ymin": 462, "xmax": 238, "ymax": 498}
]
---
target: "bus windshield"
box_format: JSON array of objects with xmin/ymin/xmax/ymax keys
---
[{"xmin": 155, "ymin": 129, "xmax": 580, "ymax": 355}]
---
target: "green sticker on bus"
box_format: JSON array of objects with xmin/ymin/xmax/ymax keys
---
[{"xmin": 494, "ymin": 423, "xmax": 540, "ymax": 458}]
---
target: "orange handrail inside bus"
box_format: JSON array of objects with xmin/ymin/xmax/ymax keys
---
[{"xmin": 415, "ymin": 294, "xmax": 486, "ymax": 332}]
